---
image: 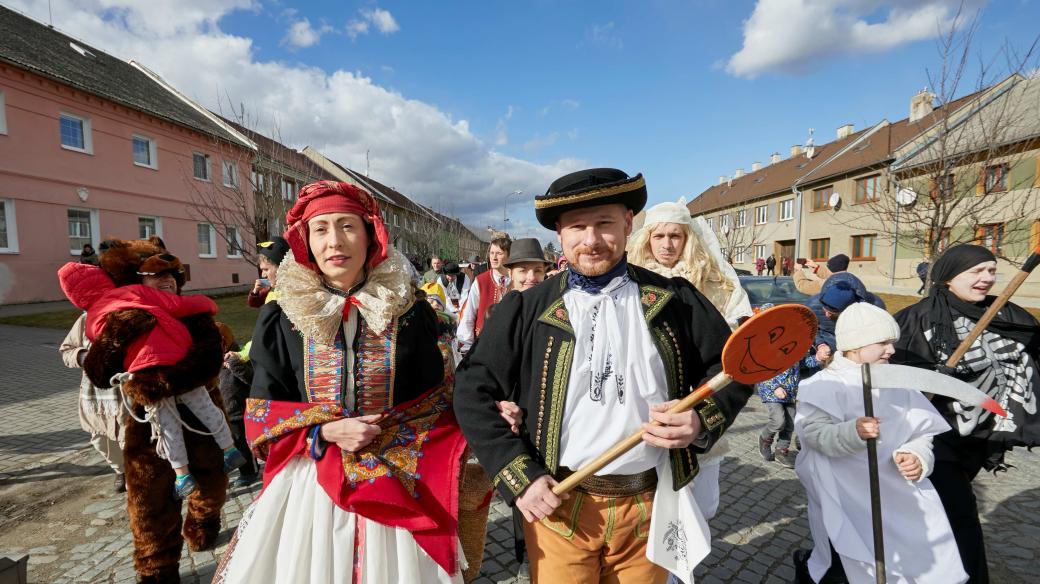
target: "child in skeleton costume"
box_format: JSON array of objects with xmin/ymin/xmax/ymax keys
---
[
  {"xmin": 893, "ymin": 244, "xmax": 1040, "ymax": 583},
  {"xmin": 214, "ymin": 181, "xmax": 467, "ymax": 584},
  {"xmin": 794, "ymin": 302, "xmax": 966, "ymax": 584},
  {"xmin": 627, "ymin": 199, "xmax": 753, "ymax": 524},
  {"xmin": 456, "ymin": 169, "xmax": 753, "ymax": 584}
]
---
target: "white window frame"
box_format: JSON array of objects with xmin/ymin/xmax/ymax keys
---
[
  {"xmin": 59, "ymin": 112, "xmax": 93, "ymax": 154},
  {"xmin": 720, "ymin": 214, "xmax": 731, "ymax": 230},
  {"xmin": 735, "ymin": 247, "xmax": 747, "ymax": 263},
  {"xmin": 736, "ymin": 209, "xmax": 747, "ymax": 228},
  {"xmin": 252, "ymin": 170, "xmax": 266, "ymax": 194},
  {"xmin": 0, "ymin": 90, "xmax": 7, "ymax": 135},
  {"xmin": 132, "ymin": 134, "xmax": 158, "ymax": 169},
  {"xmin": 706, "ymin": 216, "xmax": 714, "ymax": 231},
  {"xmin": 192, "ymin": 152, "xmax": 211, "ymax": 182},
  {"xmin": 0, "ymin": 198, "xmax": 18, "ymax": 253},
  {"xmin": 138, "ymin": 216, "xmax": 163, "ymax": 239},
  {"xmin": 67, "ymin": 207, "xmax": 99, "ymax": 255},
  {"xmin": 225, "ymin": 225, "xmax": 243, "ymax": 258},
  {"xmin": 197, "ymin": 223, "xmax": 217, "ymax": 258},
  {"xmin": 755, "ymin": 205, "xmax": 768, "ymax": 225},
  {"xmin": 281, "ymin": 179, "xmax": 295, "ymax": 201},
  {"xmin": 754, "ymin": 244, "xmax": 766, "ymax": 259},
  {"xmin": 779, "ymin": 199, "xmax": 794, "ymax": 221},
  {"xmin": 222, "ymin": 160, "xmax": 238, "ymax": 188}
]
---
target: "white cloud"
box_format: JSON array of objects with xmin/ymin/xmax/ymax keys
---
[
  {"xmin": 726, "ymin": 0, "xmax": 986, "ymax": 78},
  {"xmin": 494, "ymin": 106, "xmax": 513, "ymax": 146},
  {"xmin": 346, "ymin": 6, "xmax": 399, "ymax": 39},
  {"xmin": 585, "ymin": 22, "xmax": 623, "ymax": 49},
  {"xmin": 6, "ymin": 0, "xmax": 580, "ymax": 231},
  {"xmin": 283, "ymin": 18, "xmax": 333, "ymax": 49},
  {"xmin": 523, "ymin": 132, "xmax": 560, "ymax": 153}
]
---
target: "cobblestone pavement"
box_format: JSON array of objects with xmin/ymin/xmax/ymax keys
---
[{"xmin": 1, "ymin": 323, "xmax": 1036, "ymax": 583}]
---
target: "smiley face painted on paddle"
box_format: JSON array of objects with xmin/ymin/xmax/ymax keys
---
[{"xmin": 725, "ymin": 305, "xmax": 819, "ymax": 384}]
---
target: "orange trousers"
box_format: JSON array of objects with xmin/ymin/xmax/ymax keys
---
[{"xmin": 522, "ymin": 489, "xmax": 668, "ymax": 584}]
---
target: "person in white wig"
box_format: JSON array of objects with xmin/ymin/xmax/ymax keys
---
[
  {"xmin": 627, "ymin": 198, "xmax": 752, "ymax": 329},
  {"xmin": 626, "ymin": 198, "xmax": 753, "ymax": 542}
]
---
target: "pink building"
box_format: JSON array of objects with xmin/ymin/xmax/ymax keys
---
[{"xmin": 0, "ymin": 6, "xmax": 258, "ymax": 304}]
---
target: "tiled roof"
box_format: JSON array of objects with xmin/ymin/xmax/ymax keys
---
[
  {"xmin": 687, "ymin": 91, "xmax": 982, "ymax": 215},
  {"xmin": 0, "ymin": 6, "xmax": 245, "ymax": 145},
  {"xmin": 221, "ymin": 118, "xmax": 334, "ymax": 180}
]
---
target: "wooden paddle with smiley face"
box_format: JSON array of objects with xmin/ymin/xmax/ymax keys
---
[{"xmin": 552, "ymin": 304, "xmax": 819, "ymax": 496}]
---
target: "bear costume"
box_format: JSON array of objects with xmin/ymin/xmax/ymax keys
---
[{"xmin": 63, "ymin": 236, "xmax": 228, "ymax": 584}]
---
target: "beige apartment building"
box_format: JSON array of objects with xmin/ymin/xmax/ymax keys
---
[{"xmin": 688, "ymin": 74, "xmax": 1040, "ymax": 297}]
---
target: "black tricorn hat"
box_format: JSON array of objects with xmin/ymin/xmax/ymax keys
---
[
  {"xmin": 258, "ymin": 237, "xmax": 290, "ymax": 265},
  {"xmin": 534, "ymin": 168, "xmax": 647, "ymax": 230},
  {"xmin": 440, "ymin": 262, "xmax": 461, "ymax": 275},
  {"xmin": 503, "ymin": 238, "xmax": 551, "ymax": 267}
]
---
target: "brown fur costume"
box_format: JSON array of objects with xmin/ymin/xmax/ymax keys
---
[{"xmin": 83, "ymin": 236, "xmax": 228, "ymax": 584}]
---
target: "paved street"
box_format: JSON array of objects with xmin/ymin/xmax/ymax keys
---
[{"xmin": 0, "ymin": 322, "xmax": 1036, "ymax": 583}]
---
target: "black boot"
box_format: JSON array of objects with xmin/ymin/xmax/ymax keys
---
[
  {"xmin": 759, "ymin": 436, "xmax": 775, "ymax": 461},
  {"xmin": 114, "ymin": 472, "xmax": 126, "ymax": 494}
]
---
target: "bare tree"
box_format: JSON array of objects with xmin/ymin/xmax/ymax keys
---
[
  {"xmin": 714, "ymin": 204, "xmax": 765, "ymax": 266},
  {"xmin": 841, "ymin": 8, "xmax": 1040, "ymax": 270}
]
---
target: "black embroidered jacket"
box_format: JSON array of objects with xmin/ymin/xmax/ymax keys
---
[{"xmin": 453, "ymin": 264, "xmax": 752, "ymax": 504}]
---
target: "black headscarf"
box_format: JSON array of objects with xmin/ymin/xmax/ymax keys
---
[{"xmin": 926, "ymin": 245, "xmax": 1037, "ymax": 357}]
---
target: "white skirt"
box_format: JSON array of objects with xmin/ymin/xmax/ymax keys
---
[{"xmin": 219, "ymin": 456, "xmax": 464, "ymax": 584}]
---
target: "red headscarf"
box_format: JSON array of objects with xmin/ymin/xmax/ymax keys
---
[{"xmin": 284, "ymin": 181, "xmax": 390, "ymax": 273}]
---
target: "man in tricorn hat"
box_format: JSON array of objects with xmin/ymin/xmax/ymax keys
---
[{"xmin": 455, "ymin": 168, "xmax": 753, "ymax": 583}]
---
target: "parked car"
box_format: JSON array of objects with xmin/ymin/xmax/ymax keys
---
[
  {"xmin": 738, "ymin": 276, "xmax": 811, "ymax": 312},
  {"xmin": 733, "ymin": 267, "xmax": 753, "ymax": 276}
]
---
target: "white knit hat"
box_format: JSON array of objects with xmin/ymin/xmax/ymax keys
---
[{"xmin": 835, "ymin": 302, "xmax": 901, "ymax": 351}]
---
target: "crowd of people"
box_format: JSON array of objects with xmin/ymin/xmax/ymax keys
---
[{"xmin": 53, "ymin": 169, "xmax": 1037, "ymax": 584}]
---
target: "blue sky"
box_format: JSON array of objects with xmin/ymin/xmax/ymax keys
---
[{"xmin": 5, "ymin": 0, "xmax": 1038, "ymax": 242}]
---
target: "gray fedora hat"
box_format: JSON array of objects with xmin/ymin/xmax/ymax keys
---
[{"xmin": 502, "ymin": 238, "xmax": 551, "ymax": 267}]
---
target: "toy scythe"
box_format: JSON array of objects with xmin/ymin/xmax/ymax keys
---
[
  {"xmin": 553, "ymin": 304, "xmax": 819, "ymax": 497},
  {"xmin": 859, "ymin": 363, "xmax": 1007, "ymax": 584}
]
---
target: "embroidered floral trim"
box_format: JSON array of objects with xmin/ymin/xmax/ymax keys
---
[
  {"xmin": 639, "ymin": 284, "xmax": 674, "ymax": 324},
  {"xmin": 545, "ymin": 338, "xmax": 574, "ymax": 474},
  {"xmin": 537, "ymin": 298, "xmax": 574, "ymax": 335},
  {"xmin": 494, "ymin": 453, "xmax": 535, "ymax": 497},
  {"xmin": 696, "ymin": 396, "xmax": 726, "ymax": 432}
]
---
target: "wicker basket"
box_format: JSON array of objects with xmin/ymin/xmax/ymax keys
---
[{"xmin": 458, "ymin": 461, "xmax": 493, "ymax": 582}]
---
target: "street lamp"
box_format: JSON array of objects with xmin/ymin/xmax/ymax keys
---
[{"xmin": 503, "ymin": 190, "xmax": 522, "ymax": 232}]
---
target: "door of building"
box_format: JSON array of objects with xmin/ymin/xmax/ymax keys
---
[{"xmin": 775, "ymin": 240, "xmax": 796, "ymax": 276}]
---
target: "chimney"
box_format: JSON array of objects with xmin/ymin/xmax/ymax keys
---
[
  {"xmin": 734, "ymin": 168, "xmax": 745, "ymax": 178},
  {"xmin": 910, "ymin": 88, "xmax": 935, "ymax": 122},
  {"xmin": 837, "ymin": 124, "xmax": 855, "ymax": 139},
  {"xmin": 790, "ymin": 145, "xmax": 802, "ymax": 158},
  {"xmin": 770, "ymin": 152, "xmax": 781, "ymax": 164},
  {"xmin": 718, "ymin": 175, "xmax": 726, "ymax": 185},
  {"xmin": 751, "ymin": 161, "xmax": 762, "ymax": 172}
]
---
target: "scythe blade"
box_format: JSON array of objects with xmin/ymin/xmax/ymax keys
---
[{"xmin": 868, "ymin": 363, "xmax": 1007, "ymax": 417}]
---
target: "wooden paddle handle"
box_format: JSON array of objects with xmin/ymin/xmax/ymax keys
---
[{"xmin": 551, "ymin": 371, "xmax": 732, "ymax": 496}]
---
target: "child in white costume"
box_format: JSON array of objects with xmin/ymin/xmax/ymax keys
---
[{"xmin": 793, "ymin": 302, "xmax": 967, "ymax": 584}]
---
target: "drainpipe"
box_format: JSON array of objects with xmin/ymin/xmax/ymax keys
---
[
  {"xmin": 792, "ymin": 187, "xmax": 803, "ymax": 261},
  {"xmin": 889, "ymin": 174, "xmax": 900, "ymax": 287}
]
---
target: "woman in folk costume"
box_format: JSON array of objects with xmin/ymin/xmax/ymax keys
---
[
  {"xmin": 626, "ymin": 199, "xmax": 753, "ymax": 523},
  {"xmin": 893, "ymin": 244, "xmax": 1040, "ymax": 583},
  {"xmin": 794, "ymin": 302, "xmax": 966, "ymax": 584},
  {"xmin": 214, "ymin": 181, "xmax": 468, "ymax": 584}
]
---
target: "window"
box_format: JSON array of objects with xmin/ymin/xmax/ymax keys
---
[
  {"xmin": 736, "ymin": 209, "xmax": 747, "ymax": 228},
  {"xmin": 927, "ymin": 227, "xmax": 951, "ymax": 256},
  {"xmin": 706, "ymin": 217, "xmax": 714, "ymax": 231},
  {"xmin": 67, "ymin": 208, "xmax": 97, "ymax": 253},
  {"xmin": 754, "ymin": 244, "xmax": 766, "ymax": 259},
  {"xmin": 0, "ymin": 90, "xmax": 7, "ymax": 135},
  {"xmin": 197, "ymin": 223, "xmax": 216, "ymax": 257},
  {"xmin": 755, "ymin": 205, "xmax": 768, "ymax": 225},
  {"xmin": 734, "ymin": 247, "xmax": 747, "ymax": 263},
  {"xmin": 984, "ymin": 164, "xmax": 1009, "ymax": 193},
  {"xmin": 226, "ymin": 225, "xmax": 242, "ymax": 257},
  {"xmin": 976, "ymin": 223, "xmax": 1004, "ymax": 255},
  {"xmin": 931, "ymin": 174, "xmax": 954, "ymax": 201},
  {"xmin": 779, "ymin": 199, "xmax": 794, "ymax": 221},
  {"xmin": 138, "ymin": 216, "xmax": 162, "ymax": 239},
  {"xmin": 252, "ymin": 170, "xmax": 267, "ymax": 194},
  {"xmin": 193, "ymin": 152, "xmax": 211, "ymax": 181},
  {"xmin": 0, "ymin": 199, "xmax": 17, "ymax": 253},
  {"xmin": 810, "ymin": 238, "xmax": 830, "ymax": 261},
  {"xmin": 720, "ymin": 214, "xmax": 731, "ymax": 231},
  {"xmin": 222, "ymin": 161, "xmax": 238, "ymax": 187},
  {"xmin": 132, "ymin": 135, "xmax": 157, "ymax": 168},
  {"xmin": 281, "ymin": 179, "xmax": 295, "ymax": 201},
  {"xmin": 268, "ymin": 216, "xmax": 284, "ymax": 238},
  {"xmin": 812, "ymin": 186, "xmax": 833, "ymax": 211},
  {"xmin": 855, "ymin": 175, "xmax": 881, "ymax": 203},
  {"xmin": 851, "ymin": 234, "xmax": 877, "ymax": 260},
  {"xmin": 59, "ymin": 113, "xmax": 92, "ymax": 153}
]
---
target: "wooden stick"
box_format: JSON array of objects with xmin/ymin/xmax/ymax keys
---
[
  {"xmin": 862, "ymin": 364, "xmax": 886, "ymax": 584},
  {"xmin": 946, "ymin": 244, "xmax": 1040, "ymax": 370},
  {"xmin": 552, "ymin": 372, "xmax": 732, "ymax": 496}
]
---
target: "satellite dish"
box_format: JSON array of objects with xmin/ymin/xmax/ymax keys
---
[
  {"xmin": 896, "ymin": 188, "xmax": 918, "ymax": 206},
  {"xmin": 828, "ymin": 192, "xmax": 841, "ymax": 208}
]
